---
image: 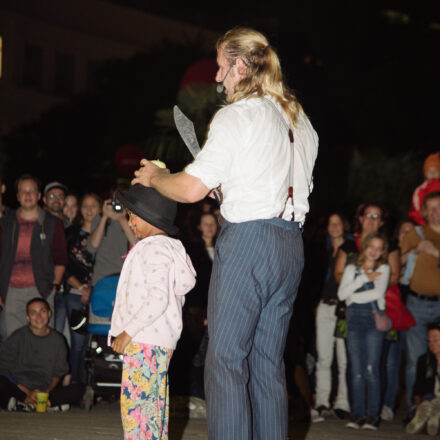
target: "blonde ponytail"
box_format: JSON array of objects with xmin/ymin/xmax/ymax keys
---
[{"xmin": 217, "ymin": 27, "xmax": 304, "ymax": 127}]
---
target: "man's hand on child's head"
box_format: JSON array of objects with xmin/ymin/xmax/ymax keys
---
[
  {"xmin": 131, "ymin": 159, "xmax": 169, "ymax": 188},
  {"xmin": 111, "ymin": 331, "xmax": 132, "ymax": 354}
]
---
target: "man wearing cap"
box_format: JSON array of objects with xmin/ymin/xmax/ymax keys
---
[
  {"xmin": 0, "ymin": 174, "xmax": 67, "ymax": 337},
  {"xmin": 43, "ymin": 181, "xmax": 76, "ymax": 335},
  {"xmin": 43, "ymin": 181, "xmax": 69, "ymax": 226},
  {"xmin": 133, "ymin": 28, "xmax": 318, "ymax": 439}
]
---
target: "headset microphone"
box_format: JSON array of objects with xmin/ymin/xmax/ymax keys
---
[{"xmin": 216, "ymin": 59, "xmax": 236, "ymax": 94}]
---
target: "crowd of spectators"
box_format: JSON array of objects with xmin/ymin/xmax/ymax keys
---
[
  {"xmin": 302, "ymin": 152, "xmax": 440, "ymax": 435},
  {"xmin": 0, "ymin": 152, "xmax": 440, "ymax": 436},
  {"xmin": 0, "ymin": 172, "xmax": 219, "ymax": 412}
]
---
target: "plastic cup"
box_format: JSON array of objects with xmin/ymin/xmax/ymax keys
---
[{"xmin": 35, "ymin": 392, "xmax": 49, "ymax": 413}]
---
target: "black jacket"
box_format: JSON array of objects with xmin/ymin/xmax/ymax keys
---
[
  {"xmin": 184, "ymin": 240, "xmax": 213, "ymax": 310},
  {"xmin": 0, "ymin": 208, "xmax": 61, "ymax": 300},
  {"xmin": 414, "ymin": 352, "xmax": 438, "ymax": 399}
]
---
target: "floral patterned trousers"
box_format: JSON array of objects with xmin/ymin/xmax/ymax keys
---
[{"xmin": 121, "ymin": 342, "xmax": 173, "ymax": 440}]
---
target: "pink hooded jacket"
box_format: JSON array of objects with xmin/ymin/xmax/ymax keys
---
[{"xmin": 109, "ymin": 235, "xmax": 196, "ymax": 350}]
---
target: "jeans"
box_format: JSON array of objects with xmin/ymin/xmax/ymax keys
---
[
  {"xmin": 55, "ymin": 293, "xmax": 88, "ymax": 383},
  {"xmin": 406, "ymin": 294, "xmax": 440, "ymax": 410},
  {"xmin": 315, "ymin": 301, "xmax": 349, "ymax": 410},
  {"xmin": 382, "ymin": 331, "xmax": 406, "ymax": 409},
  {"xmin": 346, "ymin": 302, "xmax": 384, "ymax": 419}
]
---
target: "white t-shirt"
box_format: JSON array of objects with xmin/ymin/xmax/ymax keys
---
[
  {"xmin": 185, "ymin": 95, "xmax": 318, "ymax": 225},
  {"xmin": 206, "ymin": 246, "xmax": 215, "ymax": 261}
]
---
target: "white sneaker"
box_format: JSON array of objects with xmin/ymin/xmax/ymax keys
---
[
  {"xmin": 7, "ymin": 397, "xmax": 16, "ymax": 412},
  {"xmin": 311, "ymin": 408, "xmax": 325, "ymax": 423},
  {"xmin": 427, "ymin": 398, "xmax": 440, "ymax": 436},
  {"xmin": 380, "ymin": 405, "xmax": 394, "ymax": 421},
  {"xmin": 406, "ymin": 401, "xmax": 432, "ymax": 434},
  {"xmin": 47, "ymin": 403, "xmax": 70, "ymax": 412}
]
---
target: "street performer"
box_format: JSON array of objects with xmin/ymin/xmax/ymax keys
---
[{"xmin": 132, "ymin": 27, "xmax": 318, "ymax": 439}]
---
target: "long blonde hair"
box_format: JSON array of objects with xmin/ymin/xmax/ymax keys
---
[
  {"xmin": 217, "ymin": 27, "xmax": 303, "ymax": 127},
  {"xmin": 356, "ymin": 232, "xmax": 389, "ymax": 268}
]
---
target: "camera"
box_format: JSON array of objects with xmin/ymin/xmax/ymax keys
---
[{"xmin": 111, "ymin": 198, "xmax": 123, "ymax": 213}]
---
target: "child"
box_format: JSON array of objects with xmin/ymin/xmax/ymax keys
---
[
  {"xmin": 409, "ymin": 153, "xmax": 440, "ymax": 225},
  {"xmin": 109, "ymin": 184, "xmax": 196, "ymax": 440},
  {"xmin": 338, "ymin": 232, "xmax": 390, "ymax": 430}
]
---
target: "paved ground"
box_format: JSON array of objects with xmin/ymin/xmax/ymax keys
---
[{"xmin": 0, "ymin": 400, "xmax": 431, "ymax": 440}]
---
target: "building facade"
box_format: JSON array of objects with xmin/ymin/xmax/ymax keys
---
[{"xmin": 0, "ymin": 0, "xmax": 218, "ymax": 134}]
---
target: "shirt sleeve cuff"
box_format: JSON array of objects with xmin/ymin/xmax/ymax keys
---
[{"xmin": 185, "ymin": 163, "xmax": 219, "ymax": 190}]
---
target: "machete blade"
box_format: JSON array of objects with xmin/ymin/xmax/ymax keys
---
[
  {"xmin": 173, "ymin": 105, "xmax": 222, "ymax": 206},
  {"xmin": 173, "ymin": 105, "xmax": 201, "ymax": 158}
]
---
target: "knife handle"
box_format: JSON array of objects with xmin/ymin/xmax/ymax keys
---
[{"xmin": 213, "ymin": 189, "xmax": 222, "ymax": 205}]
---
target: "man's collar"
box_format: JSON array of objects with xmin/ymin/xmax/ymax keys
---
[{"xmin": 28, "ymin": 325, "xmax": 51, "ymax": 337}]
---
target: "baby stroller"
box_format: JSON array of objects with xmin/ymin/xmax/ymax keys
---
[{"xmin": 83, "ymin": 275, "xmax": 122, "ymax": 410}]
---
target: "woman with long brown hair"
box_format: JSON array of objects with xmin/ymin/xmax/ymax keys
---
[
  {"xmin": 338, "ymin": 232, "xmax": 390, "ymax": 430},
  {"xmin": 61, "ymin": 193, "xmax": 101, "ymax": 383},
  {"xmin": 334, "ymin": 203, "xmax": 400, "ymax": 285}
]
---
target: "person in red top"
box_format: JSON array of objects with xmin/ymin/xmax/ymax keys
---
[
  {"xmin": 408, "ymin": 153, "xmax": 440, "ymax": 226},
  {"xmin": 0, "ymin": 175, "xmax": 67, "ymax": 337}
]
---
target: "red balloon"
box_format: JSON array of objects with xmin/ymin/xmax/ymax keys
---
[
  {"xmin": 115, "ymin": 144, "xmax": 143, "ymax": 176},
  {"xmin": 179, "ymin": 59, "xmax": 217, "ymax": 91}
]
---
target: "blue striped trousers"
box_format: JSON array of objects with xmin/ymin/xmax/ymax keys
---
[{"xmin": 205, "ymin": 218, "xmax": 304, "ymax": 439}]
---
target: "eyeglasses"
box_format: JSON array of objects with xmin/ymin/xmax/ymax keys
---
[
  {"xmin": 48, "ymin": 193, "xmax": 64, "ymax": 200},
  {"xmin": 365, "ymin": 213, "xmax": 381, "ymax": 220}
]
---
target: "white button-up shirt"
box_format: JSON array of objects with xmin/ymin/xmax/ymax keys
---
[{"xmin": 185, "ymin": 95, "xmax": 318, "ymax": 225}]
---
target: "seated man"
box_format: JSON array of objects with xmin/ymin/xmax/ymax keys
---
[
  {"xmin": 0, "ymin": 297, "xmax": 83, "ymax": 411},
  {"xmin": 406, "ymin": 321, "xmax": 440, "ymax": 436}
]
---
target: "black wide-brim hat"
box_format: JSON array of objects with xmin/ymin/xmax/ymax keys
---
[{"xmin": 116, "ymin": 184, "xmax": 179, "ymax": 236}]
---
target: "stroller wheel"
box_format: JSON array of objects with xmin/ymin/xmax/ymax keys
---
[{"xmin": 83, "ymin": 385, "xmax": 94, "ymax": 411}]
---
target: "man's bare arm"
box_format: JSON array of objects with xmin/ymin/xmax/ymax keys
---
[
  {"xmin": 132, "ymin": 160, "xmax": 210, "ymax": 203},
  {"xmin": 89, "ymin": 215, "xmax": 108, "ymax": 250},
  {"xmin": 53, "ymin": 265, "xmax": 65, "ymax": 285},
  {"xmin": 45, "ymin": 377, "xmax": 60, "ymax": 393}
]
